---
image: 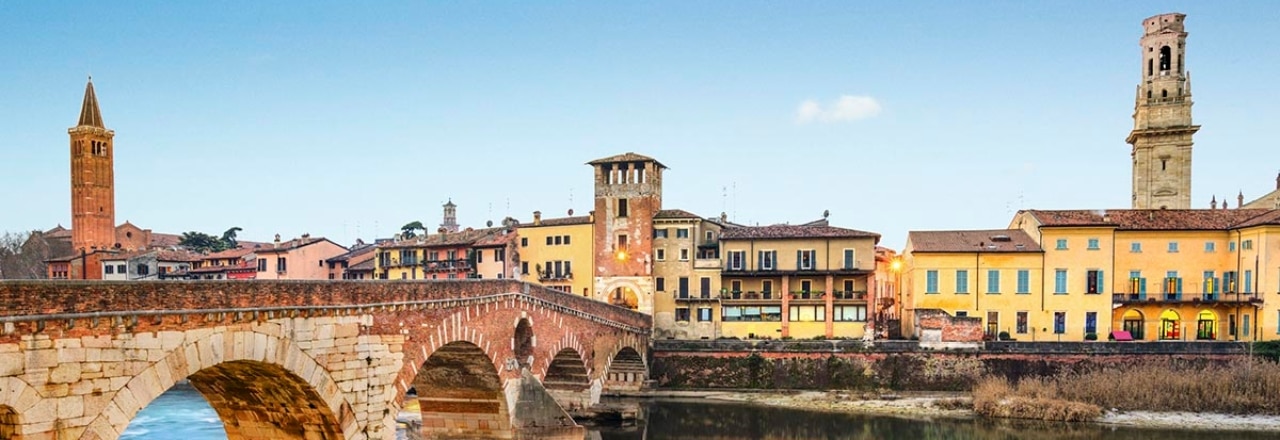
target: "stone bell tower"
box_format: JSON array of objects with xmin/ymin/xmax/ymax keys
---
[
  {"xmin": 69, "ymin": 77, "xmax": 117, "ymax": 251},
  {"xmin": 1128, "ymin": 13, "xmax": 1199, "ymax": 210},
  {"xmin": 588, "ymin": 152, "xmax": 665, "ymax": 315}
]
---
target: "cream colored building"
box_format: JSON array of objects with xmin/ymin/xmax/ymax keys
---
[{"xmin": 651, "ymin": 209, "xmax": 724, "ymax": 340}]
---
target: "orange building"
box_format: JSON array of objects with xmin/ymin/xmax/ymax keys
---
[{"xmin": 589, "ymin": 153, "xmax": 665, "ymax": 314}]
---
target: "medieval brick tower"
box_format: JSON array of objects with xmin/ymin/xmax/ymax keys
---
[
  {"xmin": 69, "ymin": 78, "xmax": 116, "ymax": 251},
  {"xmin": 589, "ymin": 153, "xmax": 664, "ymax": 315},
  {"xmin": 1128, "ymin": 13, "xmax": 1199, "ymax": 210}
]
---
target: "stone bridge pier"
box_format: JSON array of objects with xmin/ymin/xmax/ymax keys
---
[{"xmin": 0, "ymin": 280, "xmax": 651, "ymax": 440}]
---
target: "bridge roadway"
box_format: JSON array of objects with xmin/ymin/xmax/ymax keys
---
[{"xmin": 0, "ymin": 280, "xmax": 652, "ymax": 440}]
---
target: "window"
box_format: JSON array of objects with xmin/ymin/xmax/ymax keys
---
[
  {"xmin": 843, "ymin": 280, "xmax": 854, "ymax": 294},
  {"xmin": 699, "ymin": 277, "xmax": 711, "ymax": 298},
  {"xmin": 137, "ymin": 264, "xmax": 149, "ymax": 276},
  {"xmin": 987, "ymin": 270, "xmax": 1000, "ymax": 294},
  {"xmin": 1016, "ymin": 270, "xmax": 1030, "ymax": 294},
  {"xmin": 1129, "ymin": 270, "xmax": 1147, "ymax": 295},
  {"xmin": 654, "ymin": 229, "xmax": 668, "ymax": 239},
  {"xmin": 1203, "ymin": 271, "xmax": 1218, "ymax": 295},
  {"xmin": 1085, "ymin": 312, "xmax": 1098, "ymax": 335},
  {"xmin": 1168, "ymin": 241, "xmax": 1179, "ymax": 253},
  {"xmin": 678, "ymin": 277, "xmax": 689, "ymax": 298},
  {"xmin": 697, "ymin": 308, "xmax": 712, "ymax": 322},
  {"xmin": 798, "ymin": 250, "xmax": 815, "ymax": 270},
  {"xmin": 843, "ymin": 249, "xmax": 856, "ymax": 269},
  {"xmin": 676, "ymin": 228, "xmax": 689, "ymax": 239},
  {"xmin": 1130, "ymin": 242, "xmax": 1142, "ymax": 253},
  {"xmin": 1087, "ymin": 238, "xmax": 1100, "ymax": 250},
  {"xmin": 955, "ymin": 311, "xmax": 968, "ymax": 318},
  {"xmin": 521, "ymin": 237, "xmax": 528, "ymax": 247},
  {"xmin": 925, "ymin": 270, "xmax": 939, "ymax": 294},
  {"xmin": 1164, "ymin": 271, "xmax": 1182, "ymax": 298},
  {"xmin": 555, "ymin": 236, "xmax": 564, "ymax": 245},
  {"xmin": 617, "ymin": 235, "xmax": 628, "ymax": 252},
  {"xmin": 1055, "ymin": 239, "xmax": 1067, "ymax": 250},
  {"xmin": 1016, "ymin": 312, "xmax": 1028, "ymax": 334},
  {"xmin": 1205, "ymin": 242, "xmax": 1216, "ymax": 252},
  {"xmin": 675, "ymin": 308, "xmax": 690, "ymax": 322},
  {"xmin": 727, "ymin": 251, "xmax": 745, "ymax": 270},
  {"xmin": 706, "ymin": 231, "xmax": 714, "ymax": 242},
  {"xmin": 656, "ymin": 277, "xmax": 665, "ymax": 292},
  {"xmin": 1245, "ymin": 270, "xmax": 1254, "ymax": 294},
  {"xmin": 1224, "ymin": 271, "xmax": 1238, "ymax": 292},
  {"xmin": 1054, "ymin": 269, "xmax": 1068, "ymax": 294},
  {"xmin": 833, "ymin": 305, "xmax": 866, "ymax": 322},
  {"xmin": 762, "ymin": 280, "xmax": 773, "ymax": 295},
  {"xmin": 1243, "ymin": 240, "xmax": 1254, "ymax": 250},
  {"xmin": 680, "ymin": 248, "xmax": 689, "ymax": 261},
  {"xmin": 1244, "ymin": 315, "xmax": 1251, "ymax": 337},
  {"xmin": 277, "ymin": 257, "xmax": 287, "ymax": 272},
  {"xmin": 476, "ymin": 251, "xmax": 483, "ymax": 263},
  {"xmin": 789, "ymin": 306, "xmax": 826, "ymax": 322},
  {"xmin": 521, "ymin": 262, "xmax": 529, "ymax": 275},
  {"xmin": 656, "ymin": 249, "xmax": 666, "ymax": 261},
  {"xmin": 117, "ymin": 264, "xmax": 126, "ymax": 273},
  {"xmin": 546, "ymin": 236, "xmax": 554, "ymax": 245},
  {"xmin": 759, "ymin": 251, "xmax": 776, "ymax": 270},
  {"xmin": 955, "ymin": 270, "xmax": 969, "ymax": 294},
  {"xmin": 105, "ymin": 265, "xmax": 114, "ymax": 274},
  {"xmin": 563, "ymin": 235, "xmax": 571, "ymax": 245},
  {"xmin": 1054, "ymin": 312, "xmax": 1066, "ymax": 334},
  {"xmin": 617, "ymin": 199, "xmax": 628, "ymax": 217},
  {"xmin": 1086, "ymin": 270, "xmax": 1103, "ymax": 294},
  {"xmin": 496, "ymin": 248, "xmax": 505, "ymax": 262},
  {"xmin": 731, "ymin": 280, "xmax": 742, "ymax": 293}
]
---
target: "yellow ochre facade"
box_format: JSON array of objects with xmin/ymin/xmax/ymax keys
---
[{"xmin": 516, "ymin": 211, "xmax": 595, "ymax": 297}]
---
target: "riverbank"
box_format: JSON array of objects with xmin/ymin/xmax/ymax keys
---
[{"xmin": 622, "ymin": 390, "xmax": 1280, "ymax": 432}]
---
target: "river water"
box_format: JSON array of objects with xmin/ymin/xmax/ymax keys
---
[{"xmin": 125, "ymin": 384, "xmax": 1275, "ymax": 440}]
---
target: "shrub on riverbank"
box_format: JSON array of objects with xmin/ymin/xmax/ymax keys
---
[{"xmin": 973, "ymin": 358, "xmax": 1280, "ymax": 421}]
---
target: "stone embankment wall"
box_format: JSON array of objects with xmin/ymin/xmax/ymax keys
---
[{"xmin": 651, "ymin": 340, "xmax": 1251, "ymax": 391}]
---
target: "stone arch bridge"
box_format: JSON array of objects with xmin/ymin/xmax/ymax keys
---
[{"xmin": 0, "ymin": 280, "xmax": 651, "ymax": 440}]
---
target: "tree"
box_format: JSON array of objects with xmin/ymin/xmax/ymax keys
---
[
  {"xmin": 401, "ymin": 221, "xmax": 425, "ymax": 239},
  {"xmin": 179, "ymin": 231, "xmax": 229, "ymax": 253},
  {"xmin": 0, "ymin": 231, "xmax": 53, "ymax": 279},
  {"xmin": 221, "ymin": 227, "xmax": 243, "ymax": 249}
]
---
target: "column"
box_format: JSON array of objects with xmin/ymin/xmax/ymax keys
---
[
  {"xmin": 824, "ymin": 274, "xmax": 834, "ymax": 338},
  {"xmin": 780, "ymin": 277, "xmax": 790, "ymax": 338}
]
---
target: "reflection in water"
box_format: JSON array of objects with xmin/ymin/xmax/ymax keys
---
[{"xmin": 123, "ymin": 386, "xmax": 1276, "ymax": 440}]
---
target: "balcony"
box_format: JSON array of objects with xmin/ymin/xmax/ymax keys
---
[
  {"xmin": 694, "ymin": 258, "xmax": 720, "ymax": 269},
  {"xmin": 1112, "ymin": 291, "xmax": 1262, "ymax": 305},
  {"xmin": 674, "ymin": 291, "xmax": 717, "ymax": 302},
  {"xmin": 719, "ymin": 290, "xmax": 780, "ymax": 302},
  {"xmin": 538, "ymin": 271, "xmax": 573, "ymax": 282},
  {"xmin": 423, "ymin": 259, "xmax": 471, "ymax": 272}
]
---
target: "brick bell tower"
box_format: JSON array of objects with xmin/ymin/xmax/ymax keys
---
[
  {"xmin": 69, "ymin": 77, "xmax": 116, "ymax": 252},
  {"xmin": 588, "ymin": 153, "xmax": 665, "ymax": 315},
  {"xmin": 1128, "ymin": 13, "xmax": 1199, "ymax": 210}
]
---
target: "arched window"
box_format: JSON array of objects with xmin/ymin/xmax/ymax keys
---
[
  {"xmin": 1159, "ymin": 46, "xmax": 1171, "ymax": 71},
  {"xmin": 1162, "ymin": 89, "xmax": 1168, "ymax": 98}
]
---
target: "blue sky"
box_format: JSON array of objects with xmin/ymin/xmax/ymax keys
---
[{"xmin": 2, "ymin": 1, "xmax": 1279, "ymax": 250}]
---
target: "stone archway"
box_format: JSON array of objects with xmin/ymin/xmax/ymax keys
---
[
  {"xmin": 1122, "ymin": 309, "xmax": 1145, "ymax": 340},
  {"xmin": 1159, "ymin": 309, "xmax": 1182, "ymax": 340},
  {"xmin": 0, "ymin": 405, "xmax": 17, "ymax": 440},
  {"xmin": 81, "ymin": 329, "xmax": 355, "ymax": 440},
  {"xmin": 603, "ymin": 346, "xmax": 647, "ymax": 392},
  {"xmin": 542, "ymin": 348, "xmax": 592, "ymax": 410},
  {"xmin": 413, "ymin": 341, "xmax": 512, "ymax": 439}
]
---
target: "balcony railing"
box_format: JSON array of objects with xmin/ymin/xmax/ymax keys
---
[
  {"xmin": 1112, "ymin": 292, "xmax": 1261, "ymax": 304},
  {"xmin": 719, "ymin": 290, "xmax": 778, "ymax": 301},
  {"xmin": 675, "ymin": 291, "xmax": 717, "ymax": 301},
  {"xmin": 538, "ymin": 271, "xmax": 573, "ymax": 281},
  {"xmin": 423, "ymin": 259, "xmax": 471, "ymax": 271}
]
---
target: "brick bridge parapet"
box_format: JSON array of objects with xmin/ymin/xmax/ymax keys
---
[{"xmin": 0, "ymin": 280, "xmax": 651, "ymax": 440}]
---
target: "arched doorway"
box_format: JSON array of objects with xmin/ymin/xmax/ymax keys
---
[
  {"xmin": 0, "ymin": 405, "xmax": 17, "ymax": 440},
  {"xmin": 1122, "ymin": 309, "xmax": 1145, "ymax": 340},
  {"xmin": 413, "ymin": 341, "xmax": 511, "ymax": 439},
  {"xmin": 610, "ymin": 287, "xmax": 638, "ymax": 309},
  {"xmin": 514, "ymin": 318, "xmax": 535, "ymax": 368},
  {"xmin": 1159, "ymin": 309, "xmax": 1181, "ymax": 340},
  {"xmin": 1196, "ymin": 310, "xmax": 1218, "ymax": 340}
]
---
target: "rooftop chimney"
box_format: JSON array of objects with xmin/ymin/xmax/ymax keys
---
[
  {"xmin": 533, "ymin": 211, "xmax": 542, "ymax": 226},
  {"xmin": 1211, "ymin": 195, "xmax": 1217, "ymax": 210},
  {"xmin": 1276, "ymin": 171, "xmax": 1280, "ymax": 190},
  {"xmin": 1238, "ymin": 191, "xmax": 1245, "ymax": 209}
]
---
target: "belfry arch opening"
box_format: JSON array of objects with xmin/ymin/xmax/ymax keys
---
[
  {"xmin": 123, "ymin": 360, "xmax": 345, "ymax": 440},
  {"xmin": 514, "ymin": 318, "xmax": 535, "ymax": 367},
  {"xmin": 0, "ymin": 405, "xmax": 18, "ymax": 440},
  {"xmin": 412, "ymin": 341, "xmax": 511, "ymax": 438},
  {"xmin": 1159, "ymin": 45, "xmax": 1172, "ymax": 71}
]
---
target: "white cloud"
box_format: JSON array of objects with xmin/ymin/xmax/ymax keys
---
[{"xmin": 795, "ymin": 95, "xmax": 882, "ymax": 124}]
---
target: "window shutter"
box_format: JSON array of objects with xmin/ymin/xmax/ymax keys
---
[
  {"xmin": 796, "ymin": 250, "xmax": 802, "ymax": 270},
  {"xmin": 1176, "ymin": 278, "xmax": 1183, "ymax": 294},
  {"xmin": 1096, "ymin": 270, "xmax": 1104, "ymax": 294},
  {"xmin": 756, "ymin": 252, "xmax": 762, "ymax": 270},
  {"xmin": 1140, "ymin": 278, "xmax": 1147, "ymax": 294}
]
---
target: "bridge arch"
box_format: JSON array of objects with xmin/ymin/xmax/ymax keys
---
[
  {"xmin": 81, "ymin": 329, "xmax": 355, "ymax": 440},
  {"xmin": 0, "ymin": 404, "xmax": 17, "ymax": 440},
  {"xmin": 603, "ymin": 346, "xmax": 647, "ymax": 392},
  {"xmin": 412, "ymin": 340, "xmax": 511, "ymax": 438},
  {"xmin": 0, "ymin": 376, "xmax": 39, "ymax": 439}
]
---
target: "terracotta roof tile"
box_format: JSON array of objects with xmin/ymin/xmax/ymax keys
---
[
  {"xmin": 586, "ymin": 152, "xmax": 666, "ymax": 168},
  {"xmin": 348, "ymin": 258, "xmax": 376, "ymax": 272},
  {"xmin": 326, "ymin": 244, "xmax": 377, "ymax": 263},
  {"xmin": 720, "ymin": 225, "xmax": 880, "ymax": 241},
  {"xmin": 379, "ymin": 228, "xmax": 505, "ymax": 249},
  {"xmin": 908, "ymin": 230, "xmax": 1042, "ymax": 253},
  {"xmin": 1023, "ymin": 209, "xmax": 1277, "ymax": 230},
  {"xmin": 527, "ymin": 216, "xmax": 592, "ymax": 227},
  {"xmin": 654, "ymin": 209, "xmax": 701, "ymax": 220}
]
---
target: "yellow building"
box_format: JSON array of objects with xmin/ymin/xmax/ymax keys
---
[
  {"xmin": 373, "ymin": 228, "xmax": 502, "ymax": 280},
  {"xmin": 516, "ymin": 211, "xmax": 595, "ymax": 297},
  {"xmin": 651, "ymin": 209, "xmax": 724, "ymax": 340},
  {"xmin": 1011, "ymin": 209, "xmax": 1277, "ymax": 341},
  {"xmin": 902, "ymin": 230, "xmax": 1045, "ymax": 340},
  {"xmin": 717, "ymin": 222, "xmax": 880, "ymax": 340}
]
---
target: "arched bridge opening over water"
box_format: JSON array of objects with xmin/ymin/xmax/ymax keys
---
[{"xmin": 0, "ymin": 280, "xmax": 651, "ymax": 440}]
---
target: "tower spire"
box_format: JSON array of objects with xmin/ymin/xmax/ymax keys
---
[{"xmin": 78, "ymin": 77, "xmax": 104, "ymax": 128}]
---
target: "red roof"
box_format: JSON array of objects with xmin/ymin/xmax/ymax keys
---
[
  {"xmin": 908, "ymin": 230, "xmax": 1042, "ymax": 253},
  {"xmin": 721, "ymin": 225, "xmax": 880, "ymax": 241},
  {"xmin": 1022, "ymin": 209, "xmax": 1279, "ymax": 230}
]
